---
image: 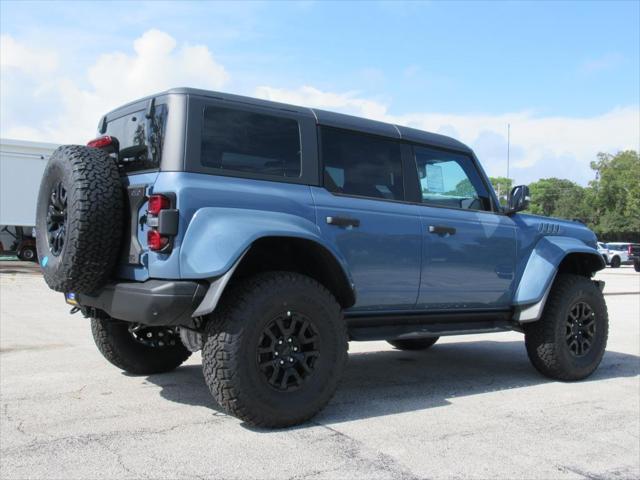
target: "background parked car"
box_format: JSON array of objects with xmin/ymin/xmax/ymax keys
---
[
  {"xmin": 605, "ymin": 242, "xmax": 639, "ymax": 268},
  {"xmin": 597, "ymin": 242, "xmax": 611, "ymax": 265}
]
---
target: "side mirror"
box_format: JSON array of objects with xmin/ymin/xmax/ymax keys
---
[{"xmin": 507, "ymin": 185, "xmax": 530, "ymax": 214}]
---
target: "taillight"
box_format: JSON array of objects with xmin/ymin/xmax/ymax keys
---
[
  {"xmin": 148, "ymin": 195, "xmax": 170, "ymax": 215},
  {"xmin": 628, "ymin": 245, "xmax": 633, "ymax": 255},
  {"xmin": 87, "ymin": 135, "xmax": 114, "ymax": 149},
  {"xmin": 147, "ymin": 229, "xmax": 169, "ymax": 251},
  {"xmin": 146, "ymin": 193, "xmax": 178, "ymax": 252}
]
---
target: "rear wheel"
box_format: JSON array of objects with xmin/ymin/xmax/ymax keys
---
[
  {"xmin": 634, "ymin": 259, "xmax": 640, "ymax": 272},
  {"xmin": 524, "ymin": 274, "xmax": 608, "ymax": 381},
  {"xmin": 91, "ymin": 318, "xmax": 191, "ymax": 375},
  {"xmin": 202, "ymin": 272, "xmax": 348, "ymax": 428},
  {"xmin": 388, "ymin": 337, "xmax": 439, "ymax": 351},
  {"xmin": 610, "ymin": 256, "xmax": 621, "ymax": 268}
]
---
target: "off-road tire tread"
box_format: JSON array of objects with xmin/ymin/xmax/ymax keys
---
[
  {"xmin": 91, "ymin": 317, "xmax": 191, "ymax": 375},
  {"xmin": 202, "ymin": 272, "xmax": 348, "ymax": 428},
  {"xmin": 524, "ymin": 274, "xmax": 608, "ymax": 381},
  {"xmin": 37, "ymin": 145, "xmax": 123, "ymax": 293}
]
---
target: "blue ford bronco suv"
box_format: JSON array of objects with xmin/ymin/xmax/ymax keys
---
[{"xmin": 36, "ymin": 88, "xmax": 608, "ymax": 427}]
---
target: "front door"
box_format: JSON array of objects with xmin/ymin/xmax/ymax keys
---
[
  {"xmin": 410, "ymin": 145, "xmax": 517, "ymax": 310},
  {"xmin": 312, "ymin": 127, "xmax": 421, "ymax": 311}
]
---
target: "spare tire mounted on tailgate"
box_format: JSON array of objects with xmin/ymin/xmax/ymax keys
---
[{"xmin": 36, "ymin": 145, "xmax": 124, "ymax": 294}]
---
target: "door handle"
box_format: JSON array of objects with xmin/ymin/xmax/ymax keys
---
[
  {"xmin": 428, "ymin": 225, "xmax": 456, "ymax": 235},
  {"xmin": 326, "ymin": 216, "xmax": 360, "ymax": 228}
]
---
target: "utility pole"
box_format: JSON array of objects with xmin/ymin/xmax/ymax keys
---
[{"xmin": 507, "ymin": 123, "xmax": 511, "ymax": 180}]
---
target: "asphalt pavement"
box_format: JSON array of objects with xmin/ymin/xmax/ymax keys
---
[{"xmin": 1, "ymin": 263, "xmax": 638, "ymax": 479}]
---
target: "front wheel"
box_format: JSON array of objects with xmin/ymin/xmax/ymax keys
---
[
  {"xmin": 610, "ymin": 256, "xmax": 621, "ymax": 268},
  {"xmin": 91, "ymin": 318, "xmax": 191, "ymax": 375},
  {"xmin": 202, "ymin": 272, "xmax": 348, "ymax": 428},
  {"xmin": 523, "ymin": 274, "xmax": 608, "ymax": 381},
  {"xmin": 388, "ymin": 337, "xmax": 439, "ymax": 351}
]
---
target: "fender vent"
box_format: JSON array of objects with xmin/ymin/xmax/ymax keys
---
[{"xmin": 538, "ymin": 222, "xmax": 562, "ymax": 235}]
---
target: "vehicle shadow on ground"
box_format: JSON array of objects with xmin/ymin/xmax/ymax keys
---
[{"xmin": 144, "ymin": 340, "xmax": 640, "ymax": 427}]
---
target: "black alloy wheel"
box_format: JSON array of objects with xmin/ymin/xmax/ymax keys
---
[
  {"xmin": 46, "ymin": 181, "xmax": 67, "ymax": 256},
  {"xmin": 565, "ymin": 301, "xmax": 596, "ymax": 357},
  {"xmin": 256, "ymin": 311, "xmax": 320, "ymax": 392}
]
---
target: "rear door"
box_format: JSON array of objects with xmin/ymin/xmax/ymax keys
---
[
  {"xmin": 312, "ymin": 127, "xmax": 421, "ymax": 312},
  {"xmin": 409, "ymin": 145, "xmax": 517, "ymax": 310}
]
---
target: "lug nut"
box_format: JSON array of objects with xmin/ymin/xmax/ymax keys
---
[
  {"xmin": 293, "ymin": 346, "xmax": 298, "ymax": 352},
  {"xmin": 289, "ymin": 357, "xmax": 294, "ymax": 363},
  {"xmin": 274, "ymin": 351, "xmax": 279, "ymax": 356},
  {"xmin": 287, "ymin": 311, "xmax": 291, "ymax": 317},
  {"xmin": 288, "ymin": 338, "xmax": 292, "ymax": 343},
  {"xmin": 278, "ymin": 340, "xmax": 283, "ymax": 345},
  {"xmin": 146, "ymin": 332, "xmax": 153, "ymax": 338},
  {"xmin": 158, "ymin": 331, "xmax": 164, "ymax": 337},
  {"xmin": 279, "ymin": 360, "xmax": 285, "ymax": 365},
  {"xmin": 158, "ymin": 341, "xmax": 164, "ymax": 347}
]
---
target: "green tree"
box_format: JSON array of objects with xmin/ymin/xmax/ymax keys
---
[
  {"xmin": 588, "ymin": 150, "xmax": 640, "ymax": 240},
  {"xmin": 489, "ymin": 177, "xmax": 514, "ymax": 206},
  {"xmin": 527, "ymin": 178, "xmax": 588, "ymax": 219}
]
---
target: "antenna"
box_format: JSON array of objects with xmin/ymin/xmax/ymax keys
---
[{"xmin": 507, "ymin": 123, "xmax": 511, "ymax": 180}]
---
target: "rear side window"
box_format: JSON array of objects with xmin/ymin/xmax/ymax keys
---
[
  {"xmin": 200, "ymin": 106, "xmax": 301, "ymax": 177},
  {"xmin": 105, "ymin": 104, "xmax": 167, "ymax": 173},
  {"xmin": 321, "ymin": 127, "xmax": 403, "ymax": 201}
]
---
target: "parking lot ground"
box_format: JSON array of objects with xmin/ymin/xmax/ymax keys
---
[{"xmin": 1, "ymin": 265, "xmax": 638, "ymax": 480}]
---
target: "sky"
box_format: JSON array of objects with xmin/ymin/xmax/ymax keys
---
[{"xmin": 1, "ymin": 0, "xmax": 638, "ymax": 185}]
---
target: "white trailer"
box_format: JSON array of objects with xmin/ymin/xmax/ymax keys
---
[
  {"xmin": 1, "ymin": 138, "xmax": 59, "ymax": 259},
  {"xmin": 1, "ymin": 138, "xmax": 59, "ymax": 226}
]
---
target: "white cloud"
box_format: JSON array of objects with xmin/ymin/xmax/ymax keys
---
[
  {"xmin": 1, "ymin": 31, "xmax": 638, "ymax": 186},
  {"xmin": 255, "ymin": 86, "xmax": 389, "ymax": 121},
  {"xmin": 1, "ymin": 30, "xmax": 229, "ymax": 143},
  {"xmin": 0, "ymin": 34, "xmax": 59, "ymax": 74},
  {"xmin": 581, "ymin": 52, "xmax": 624, "ymax": 73},
  {"xmin": 255, "ymin": 86, "xmax": 640, "ymax": 185}
]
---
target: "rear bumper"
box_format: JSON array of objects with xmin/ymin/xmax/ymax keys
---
[{"xmin": 77, "ymin": 280, "xmax": 207, "ymax": 327}]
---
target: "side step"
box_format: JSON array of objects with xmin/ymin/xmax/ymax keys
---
[{"xmin": 345, "ymin": 310, "xmax": 515, "ymax": 342}]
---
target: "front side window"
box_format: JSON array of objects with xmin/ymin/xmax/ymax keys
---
[
  {"xmin": 414, "ymin": 146, "xmax": 491, "ymax": 211},
  {"xmin": 321, "ymin": 127, "xmax": 403, "ymax": 201},
  {"xmin": 200, "ymin": 105, "xmax": 301, "ymax": 177}
]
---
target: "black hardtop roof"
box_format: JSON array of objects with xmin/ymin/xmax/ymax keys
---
[{"xmin": 105, "ymin": 87, "xmax": 471, "ymax": 153}]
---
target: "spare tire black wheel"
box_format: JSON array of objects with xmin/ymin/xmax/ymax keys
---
[{"xmin": 35, "ymin": 145, "xmax": 124, "ymax": 294}]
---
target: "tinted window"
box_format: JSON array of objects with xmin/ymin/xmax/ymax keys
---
[
  {"xmin": 414, "ymin": 146, "xmax": 491, "ymax": 211},
  {"xmin": 201, "ymin": 106, "xmax": 301, "ymax": 177},
  {"xmin": 321, "ymin": 127, "xmax": 403, "ymax": 200},
  {"xmin": 105, "ymin": 105, "xmax": 167, "ymax": 173}
]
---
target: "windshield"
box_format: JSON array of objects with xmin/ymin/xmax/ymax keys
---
[{"xmin": 104, "ymin": 104, "xmax": 167, "ymax": 173}]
